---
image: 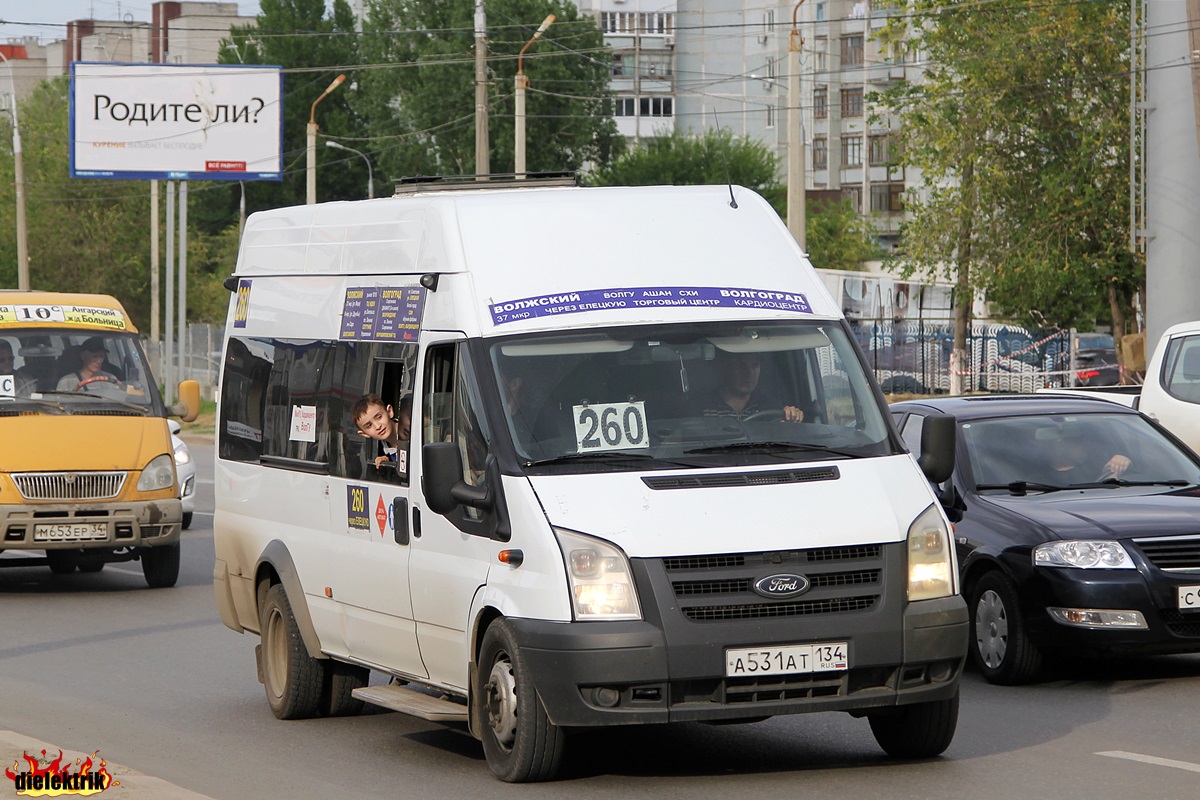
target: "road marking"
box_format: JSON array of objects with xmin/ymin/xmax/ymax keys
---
[{"xmin": 1096, "ymin": 751, "xmax": 1200, "ymax": 774}]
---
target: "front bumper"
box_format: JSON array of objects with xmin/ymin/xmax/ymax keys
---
[
  {"xmin": 506, "ymin": 594, "xmax": 967, "ymax": 728},
  {"xmin": 0, "ymin": 498, "xmax": 182, "ymax": 551},
  {"xmin": 1020, "ymin": 564, "xmax": 1200, "ymax": 654}
]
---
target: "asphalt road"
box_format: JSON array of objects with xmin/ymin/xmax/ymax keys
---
[{"xmin": 3, "ymin": 438, "xmax": 1200, "ymax": 799}]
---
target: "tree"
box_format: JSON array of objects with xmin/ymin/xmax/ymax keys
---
[
  {"xmin": 358, "ymin": 0, "xmax": 621, "ymax": 180},
  {"xmin": 806, "ymin": 199, "xmax": 887, "ymax": 271},
  {"xmin": 590, "ymin": 129, "xmax": 784, "ymax": 209},
  {"xmin": 591, "ymin": 129, "xmax": 882, "ymax": 269},
  {"xmin": 204, "ymin": 0, "xmax": 363, "ymax": 231},
  {"xmin": 875, "ymin": 0, "xmax": 1138, "ymax": 384}
]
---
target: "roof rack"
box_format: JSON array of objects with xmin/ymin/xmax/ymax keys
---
[{"xmin": 393, "ymin": 172, "xmax": 578, "ymax": 195}]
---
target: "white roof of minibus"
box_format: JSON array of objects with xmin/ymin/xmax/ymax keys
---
[{"xmin": 235, "ymin": 184, "xmax": 841, "ymax": 330}]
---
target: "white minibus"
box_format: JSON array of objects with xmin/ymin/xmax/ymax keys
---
[{"xmin": 213, "ymin": 179, "xmax": 966, "ymax": 782}]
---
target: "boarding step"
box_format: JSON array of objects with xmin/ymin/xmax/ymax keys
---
[{"xmin": 352, "ymin": 683, "xmax": 469, "ymax": 722}]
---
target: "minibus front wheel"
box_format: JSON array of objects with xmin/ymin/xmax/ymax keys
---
[{"xmin": 476, "ymin": 618, "xmax": 564, "ymax": 782}]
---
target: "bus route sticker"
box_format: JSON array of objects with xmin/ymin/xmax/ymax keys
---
[
  {"xmin": 340, "ymin": 285, "xmax": 426, "ymax": 341},
  {"xmin": 488, "ymin": 286, "xmax": 813, "ymax": 326}
]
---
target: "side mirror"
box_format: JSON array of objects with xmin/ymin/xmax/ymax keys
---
[
  {"xmin": 917, "ymin": 414, "xmax": 956, "ymax": 485},
  {"xmin": 171, "ymin": 380, "xmax": 201, "ymax": 422},
  {"xmin": 422, "ymin": 442, "xmax": 493, "ymax": 514}
]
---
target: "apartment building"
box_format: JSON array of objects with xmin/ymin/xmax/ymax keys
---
[
  {"xmin": 575, "ymin": 1, "xmax": 678, "ymax": 142},
  {"xmin": 0, "ymin": 1, "xmax": 254, "ymax": 103}
]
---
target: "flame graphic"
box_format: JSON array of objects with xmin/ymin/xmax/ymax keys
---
[{"xmin": 5, "ymin": 750, "xmax": 118, "ymax": 797}]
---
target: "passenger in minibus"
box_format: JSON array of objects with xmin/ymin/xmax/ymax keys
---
[{"xmin": 352, "ymin": 393, "xmax": 411, "ymax": 476}]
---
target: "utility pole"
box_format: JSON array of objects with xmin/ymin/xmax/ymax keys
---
[
  {"xmin": 468, "ymin": 0, "xmax": 487, "ymax": 178},
  {"xmin": 787, "ymin": 2, "xmax": 807, "ymax": 250},
  {"xmin": 474, "ymin": 0, "xmax": 490, "ymax": 178},
  {"xmin": 515, "ymin": 15, "xmax": 555, "ymax": 178},
  {"xmin": 0, "ymin": 52, "xmax": 29, "ymax": 289}
]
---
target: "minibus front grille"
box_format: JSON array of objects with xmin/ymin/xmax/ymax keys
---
[
  {"xmin": 683, "ymin": 595, "xmax": 876, "ymax": 621},
  {"xmin": 643, "ymin": 466, "xmax": 839, "ymax": 491},
  {"xmin": 673, "ymin": 569, "xmax": 880, "ymax": 596},
  {"xmin": 661, "ymin": 545, "xmax": 886, "ymax": 622},
  {"xmin": 12, "ymin": 472, "xmax": 126, "ymax": 501},
  {"xmin": 663, "ymin": 545, "xmax": 881, "ymax": 572}
]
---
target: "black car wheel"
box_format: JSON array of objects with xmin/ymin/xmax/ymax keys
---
[{"xmin": 970, "ymin": 572, "xmax": 1043, "ymax": 685}]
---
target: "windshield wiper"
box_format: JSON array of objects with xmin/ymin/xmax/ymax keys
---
[
  {"xmin": 0, "ymin": 396, "xmax": 66, "ymax": 412},
  {"xmin": 34, "ymin": 391, "xmax": 149, "ymax": 415},
  {"xmin": 685, "ymin": 441, "xmax": 866, "ymax": 458},
  {"xmin": 976, "ymin": 481, "xmax": 1067, "ymax": 495},
  {"xmin": 524, "ymin": 451, "xmax": 659, "ymax": 467},
  {"xmin": 1091, "ymin": 478, "xmax": 1192, "ymax": 488}
]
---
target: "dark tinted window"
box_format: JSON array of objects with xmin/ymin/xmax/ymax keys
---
[{"xmin": 219, "ymin": 337, "xmax": 416, "ymax": 478}]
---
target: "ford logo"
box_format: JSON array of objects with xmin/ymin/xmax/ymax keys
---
[{"xmin": 753, "ymin": 573, "xmax": 811, "ymax": 599}]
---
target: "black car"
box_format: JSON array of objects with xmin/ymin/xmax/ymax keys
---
[
  {"xmin": 890, "ymin": 395, "xmax": 1200, "ymax": 684},
  {"xmin": 1074, "ymin": 332, "xmax": 1121, "ymax": 386}
]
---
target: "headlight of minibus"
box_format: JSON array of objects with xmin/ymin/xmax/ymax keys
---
[
  {"xmin": 553, "ymin": 528, "xmax": 642, "ymax": 621},
  {"xmin": 137, "ymin": 454, "xmax": 177, "ymax": 492},
  {"xmin": 907, "ymin": 504, "xmax": 955, "ymax": 601}
]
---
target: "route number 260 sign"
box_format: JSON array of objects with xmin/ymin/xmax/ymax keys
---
[{"xmin": 573, "ymin": 401, "xmax": 649, "ymax": 452}]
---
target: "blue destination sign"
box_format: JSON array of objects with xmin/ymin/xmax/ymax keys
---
[
  {"xmin": 489, "ymin": 286, "xmax": 813, "ymax": 326},
  {"xmin": 340, "ymin": 286, "xmax": 426, "ymax": 342}
]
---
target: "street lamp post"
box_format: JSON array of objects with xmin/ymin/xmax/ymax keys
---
[
  {"xmin": 788, "ymin": 1, "xmax": 806, "ymax": 250},
  {"xmin": 307, "ymin": 74, "xmax": 346, "ymax": 204},
  {"xmin": 326, "ymin": 140, "xmax": 374, "ymax": 199},
  {"xmin": 515, "ymin": 14, "xmax": 555, "ymax": 179},
  {"xmin": 0, "ymin": 51, "xmax": 29, "ymax": 290}
]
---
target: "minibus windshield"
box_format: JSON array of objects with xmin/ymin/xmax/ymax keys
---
[
  {"xmin": 487, "ymin": 320, "xmax": 895, "ymax": 471},
  {"xmin": 0, "ymin": 329, "xmax": 163, "ymax": 415}
]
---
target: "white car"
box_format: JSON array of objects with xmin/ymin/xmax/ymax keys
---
[{"xmin": 169, "ymin": 419, "xmax": 196, "ymax": 529}]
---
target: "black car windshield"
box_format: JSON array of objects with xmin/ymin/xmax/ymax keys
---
[
  {"xmin": 487, "ymin": 320, "xmax": 895, "ymax": 471},
  {"xmin": 0, "ymin": 329, "xmax": 162, "ymax": 415},
  {"xmin": 963, "ymin": 412, "xmax": 1200, "ymax": 490}
]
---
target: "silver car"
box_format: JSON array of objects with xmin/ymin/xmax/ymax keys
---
[{"xmin": 169, "ymin": 419, "xmax": 196, "ymax": 529}]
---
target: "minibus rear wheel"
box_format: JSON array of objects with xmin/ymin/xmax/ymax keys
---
[
  {"xmin": 476, "ymin": 618, "xmax": 565, "ymax": 782},
  {"xmin": 260, "ymin": 583, "xmax": 324, "ymax": 720}
]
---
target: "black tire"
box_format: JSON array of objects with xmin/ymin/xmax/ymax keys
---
[
  {"xmin": 78, "ymin": 561, "xmax": 105, "ymax": 573},
  {"xmin": 181, "ymin": 512, "xmax": 193, "ymax": 530},
  {"xmin": 260, "ymin": 583, "xmax": 325, "ymax": 720},
  {"xmin": 321, "ymin": 662, "xmax": 368, "ymax": 717},
  {"xmin": 869, "ymin": 690, "xmax": 959, "ymax": 758},
  {"xmin": 475, "ymin": 618, "xmax": 565, "ymax": 782},
  {"xmin": 970, "ymin": 571, "xmax": 1043, "ymax": 685},
  {"xmin": 46, "ymin": 551, "xmax": 77, "ymax": 575},
  {"xmin": 141, "ymin": 543, "xmax": 180, "ymax": 588}
]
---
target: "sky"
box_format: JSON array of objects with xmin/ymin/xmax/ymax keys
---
[{"xmin": 0, "ymin": 2, "xmax": 263, "ymax": 46}]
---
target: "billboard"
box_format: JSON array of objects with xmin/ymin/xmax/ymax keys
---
[{"xmin": 70, "ymin": 62, "xmax": 283, "ymax": 181}]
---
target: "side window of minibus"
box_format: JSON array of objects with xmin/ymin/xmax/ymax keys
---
[{"xmin": 423, "ymin": 343, "xmax": 493, "ymax": 521}]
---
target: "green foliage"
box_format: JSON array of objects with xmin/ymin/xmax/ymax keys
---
[
  {"xmin": 592, "ymin": 130, "xmax": 882, "ymax": 270},
  {"xmin": 589, "ymin": 129, "xmax": 783, "ymax": 212},
  {"xmin": 874, "ymin": 0, "xmax": 1137, "ymax": 332},
  {"xmin": 204, "ymin": 0, "xmax": 364, "ymax": 228},
  {"xmin": 358, "ymin": 0, "xmax": 621, "ymax": 180},
  {"xmin": 807, "ymin": 200, "xmax": 887, "ymax": 271}
]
